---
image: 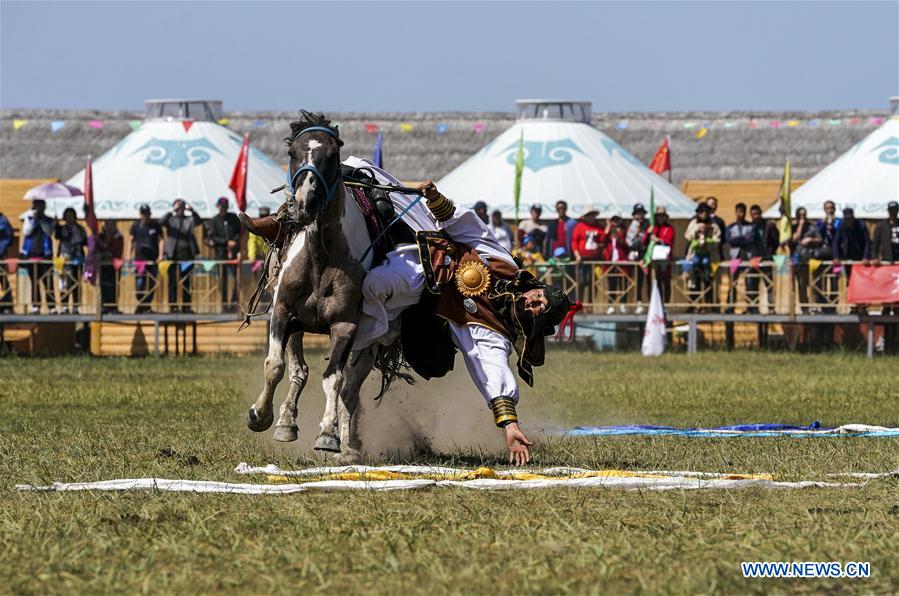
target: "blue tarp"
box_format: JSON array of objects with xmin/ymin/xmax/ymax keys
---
[{"xmin": 563, "ymin": 422, "xmax": 899, "ymax": 438}]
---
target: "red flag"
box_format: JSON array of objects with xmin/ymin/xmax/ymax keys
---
[
  {"xmin": 648, "ymin": 136, "xmax": 671, "ymax": 180},
  {"xmin": 83, "ymin": 156, "xmax": 98, "ymax": 234},
  {"xmin": 847, "ymin": 265, "xmax": 899, "ymax": 304},
  {"xmin": 229, "ymin": 133, "xmax": 250, "ymax": 212}
]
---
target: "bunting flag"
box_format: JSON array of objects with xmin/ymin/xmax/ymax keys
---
[
  {"xmin": 158, "ymin": 260, "xmax": 172, "ymax": 277},
  {"xmin": 88, "ymin": 120, "xmax": 103, "ymax": 129},
  {"xmin": 769, "ymin": 120, "xmax": 782, "ymax": 129},
  {"xmin": 179, "ymin": 262, "xmax": 194, "ymax": 273},
  {"xmin": 83, "ymin": 156, "xmax": 98, "ymax": 235},
  {"xmin": 678, "ymin": 258, "xmax": 693, "ymax": 273},
  {"xmin": 51, "ymin": 121, "xmax": 65, "ymax": 133},
  {"xmin": 513, "ymin": 130, "xmax": 524, "ymax": 227},
  {"xmin": 616, "ymin": 121, "xmax": 629, "ymax": 130},
  {"xmin": 399, "ymin": 122, "xmax": 413, "ymax": 133},
  {"xmin": 728, "ymin": 258, "xmax": 741, "ymax": 276},
  {"xmin": 832, "ymin": 263, "xmax": 843, "ymax": 275},
  {"xmin": 52, "ymin": 256, "xmax": 66, "ymax": 273},
  {"xmin": 13, "ymin": 120, "xmax": 27, "ymax": 131},
  {"xmin": 217, "ymin": 118, "xmax": 231, "ymax": 126},
  {"xmin": 129, "ymin": 120, "xmax": 142, "ymax": 131},
  {"xmin": 747, "ymin": 120, "xmax": 758, "ymax": 129},
  {"xmin": 202, "ymin": 261, "xmax": 217, "ymax": 273},
  {"xmin": 371, "ymin": 132, "xmax": 383, "ymax": 168},
  {"xmin": 808, "ymin": 259, "xmax": 823, "ymax": 274},
  {"xmin": 436, "ymin": 123, "xmax": 449, "ymax": 135},
  {"xmin": 787, "ymin": 120, "xmax": 799, "ymax": 127},
  {"xmin": 749, "ymin": 256, "xmax": 763, "ymax": 269},
  {"xmin": 364, "ymin": 123, "xmax": 379, "ymax": 134},
  {"xmin": 695, "ymin": 127, "xmax": 708, "ymax": 139},
  {"xmin": 683, "ymin": 122, "xmax": 697, "ymax": 129},
  {"xmin": 473, "ymin": 122, "xmax": 486, "ymax": 134},
  {"xmin": 6, "ymin": 258, "xmax": 18, "ymax": 274},
  {"xmin": 112, "ymin": 258, "xmax": 124, "ymax": 271},
  {"xmin": 251, "ymin": 260, "xmax": 263, "ymax": 274},
  {"xmin": 182, "ymin": 120, "xmax": 194, "ymax": 133},
  {"xmin": 229, "ymin": 133, "xmax": 250, "ymax": 212},
  {"xmin": 134, "ymin": 261, "xmax": 147, "ymax": 275},
  {"xmin": 710, "ymin": 262, "xmax": 720, "ymax": 277},
  {"xmin": 773, "ymin": 254, "xmax": 787, "ymax": 274}
]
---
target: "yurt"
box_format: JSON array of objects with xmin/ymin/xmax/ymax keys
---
[
  {"xmin": 437, "ymin": 99, "xmax": 699, "ymax": 218},
  {"xmin": 765, "ymin": 99, "xmax": 899, "ymax": 219},
  {"xmin": 59, "ymin": 99, "xmax": 284, "ymax": 218}
]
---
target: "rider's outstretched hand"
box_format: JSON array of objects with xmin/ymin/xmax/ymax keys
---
[
  {"xmin": 504, "ymin": 422, "xmax": 533, "ymax": 467},
  {"xmin": 417, "ymin": 180, "xmax": 440, "ymax": 202}
]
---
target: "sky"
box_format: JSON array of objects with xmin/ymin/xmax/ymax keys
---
[{"xmin": 1, "ymin": 1, "xmax": 897, "ymax": 113}]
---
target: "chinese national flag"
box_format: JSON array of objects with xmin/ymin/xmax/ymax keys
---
[
  {"xmin": 648, "ymin": 136, "xmax": 671, "ymax": 177},
  {"xmin": 846, "ymin": 265, "xmax": 899, "ymax": 304},
  {"xmin": 229, "ymin": 133, "xmax": 250, "ymax": 212},
  {"xmin": 83, "ymin": 156, "xmax": 98, "ymax": 234}
]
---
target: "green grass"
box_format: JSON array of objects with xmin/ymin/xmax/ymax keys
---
[{"xmin": 1, "ymin": 353, "xmax": 897, "ymax": 594}]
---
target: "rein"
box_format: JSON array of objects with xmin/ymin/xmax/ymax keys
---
[{"xmin": 286, "ymin": 126, "xmax": 342, "ymax": 204}]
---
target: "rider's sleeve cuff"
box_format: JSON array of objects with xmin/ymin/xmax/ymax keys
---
[
  {"xmin": 426, "ymin": 193, "xmax": 456, "ymax": 222},
  {"xmin": 490, "ymin": 396, "xmax": 518, "ymax": 428}
]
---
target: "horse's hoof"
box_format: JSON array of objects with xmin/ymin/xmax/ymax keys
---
[
  {"xmin": 246, "ymin": 406, "xmax": 274, "ymax": 432},
  {"xmin": 335, "ymin": 448, "xmax": 362, "ymax": 465},
  {"xmin": 273, "ymin": 425, "xmax": 298, "ymax": 443},
  {"xmin": 314, "ymin": 433, "xmax": 341, "ymax": 453}
]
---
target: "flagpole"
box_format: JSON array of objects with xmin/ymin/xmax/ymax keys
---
[{"xmin": 667, "ymin": 135, "xmax": 672, "ymax": 183}]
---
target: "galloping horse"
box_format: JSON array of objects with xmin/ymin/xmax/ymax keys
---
[{"xmin": 245, "ymin": 112, "xmax": 381, "ymax": 458}]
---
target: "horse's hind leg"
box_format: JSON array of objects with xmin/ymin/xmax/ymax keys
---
[
  {"xmin": 273, "ymin": 331, "xmax": 308, "ymax": 442},
  {"xmin": 247, "ymin": 304, "xmax": 289, "ymax": 432},
  {"xmin": 314, "ymin": 321, "xmax": 356, "ymax": 453},
  {"xmin": 334, "ymin": 346, "xmax": 377, "ymax": 462}
]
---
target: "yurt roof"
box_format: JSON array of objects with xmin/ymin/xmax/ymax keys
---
[
  {"xmin": 436, "ymin": 110, "xmax": 699, "ymax": 219},
  {"xmin": 58, "ymin": 119, "xmax": 284, "ymax": 219},
  {"xmin": 764, "ymin": 116, "xmax": 899, "ymax": 219}
]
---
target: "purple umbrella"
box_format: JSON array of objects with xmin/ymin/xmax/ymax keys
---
[{"xmin": 23, "ymin": 182, "xmax": 83, "ymax": 200}]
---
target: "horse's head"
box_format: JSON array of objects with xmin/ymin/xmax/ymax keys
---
[{"xmin": 284, "ymin": 110, "xmax": 343, "ymax": 224}]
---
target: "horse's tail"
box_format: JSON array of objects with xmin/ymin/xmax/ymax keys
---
[{"xmin": 372, "ymin": 337, "xmax": 414, "ymax": 400}]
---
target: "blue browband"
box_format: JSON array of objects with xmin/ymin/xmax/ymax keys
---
[{"xmin": 287, "ymin": 126, "xmax": 342, "ymax": 204}]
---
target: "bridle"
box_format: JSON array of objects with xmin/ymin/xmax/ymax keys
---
[{"xmin": 286, "ymin": 126, "xmax": 342, "ymax": 208}]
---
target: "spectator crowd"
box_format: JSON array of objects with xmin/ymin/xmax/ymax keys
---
[{"xmin": 1, "ymin": 194, "xmax": 897, "ymax": 316}]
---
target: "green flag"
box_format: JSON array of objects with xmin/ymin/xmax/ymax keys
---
[
  {"xmin": 513, "ymin": 130, "xmax": 524, "ymax": 228},
  {"xmin": 643, "ymin": 186, "xmax": 655, "ymax": 267}
]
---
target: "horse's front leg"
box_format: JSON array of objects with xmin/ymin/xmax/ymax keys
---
[
  {"xmin": 247, "ymin": 303, "xmax": 289, "ymax": 432},
  {"xmin": 273, "ymin": 331, "xmax": 308, "ymax": 442},
  {"xmin": 333, "ymin": 345, "xmax": 377, "ymax": 462},
  {"xmin": 314, "ymin": 321, "xmax": 356, "ymax": 452}
]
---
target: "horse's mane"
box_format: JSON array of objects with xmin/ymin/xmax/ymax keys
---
[{"xmin": 284, "ymin": 110, "xmax": 342, "ymax": 146}]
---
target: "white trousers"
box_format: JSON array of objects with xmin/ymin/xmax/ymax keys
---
[{"xmin": 355, "ymin": 246, "xmax": 518, "ymax": 405}]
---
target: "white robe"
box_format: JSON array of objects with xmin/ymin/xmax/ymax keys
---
[{"xmin": 345, "ymin": 157, "xmax": 518, "ymax": 403}]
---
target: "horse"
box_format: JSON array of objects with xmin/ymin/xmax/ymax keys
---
[{"xmin": 245, "ymin": 111, "xmax": 382, "ymax": 460}]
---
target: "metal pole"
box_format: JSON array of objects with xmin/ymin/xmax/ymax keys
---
[
  {"xmin": 866, "ymin": 321, "xmax": 874, "ymax": 359},
  {"xmin": 153, "ymin": 320, "xmax": 160, "ymax": 356},
  {"xmin": 688, "ymin": 319, "xmax": 697, "ymax": 354}
]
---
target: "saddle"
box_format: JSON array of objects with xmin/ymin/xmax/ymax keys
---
[{"xmin": 341, "ymin": 164, "xmax": 416, "ymax": 266}]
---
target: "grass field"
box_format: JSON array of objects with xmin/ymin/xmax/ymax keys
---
[{"xmin": 1, "ymin": 352, "xmax": 897, "ymax": 594}]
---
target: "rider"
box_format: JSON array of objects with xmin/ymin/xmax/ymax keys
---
[{"xmin": 241, "ymin": 178, "xmax": 570, "ymax": 466}]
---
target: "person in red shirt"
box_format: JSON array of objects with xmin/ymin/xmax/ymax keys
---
[
  {"xmin": 643, "ymin": 206, "xmax": 676, "ymax": 304},
  {"xmin": 572, "ymin": 206, "xmax": 605, "ymax": 304},
  {"xmin": 603, "ymin": 215, "xmax": 629, "ymax": 313}
]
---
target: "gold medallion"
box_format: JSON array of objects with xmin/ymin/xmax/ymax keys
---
[{"xmin": 455, "ymin": 260, "xmax": 491, "ymax": 297}]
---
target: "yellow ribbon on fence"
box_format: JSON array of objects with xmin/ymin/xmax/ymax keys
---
[
  {"xmin": 52, "ymin": 256, "xmax": 66, "ymax": 273},
  {"xmin": 809, "ymin": 258, "xmax": 822, "ymax": 273},
  {"xmin": 710, "ymin": 262, "xmax": 720, "ymax": 277},
  {"xmin": 158, "ymin": 260, "xmax": 172, "ymax": 277}
]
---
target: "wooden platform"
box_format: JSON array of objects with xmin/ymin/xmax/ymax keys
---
[{"xmin": 88, "ymin": 320, "xmax": 331, "ymax": 356}]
